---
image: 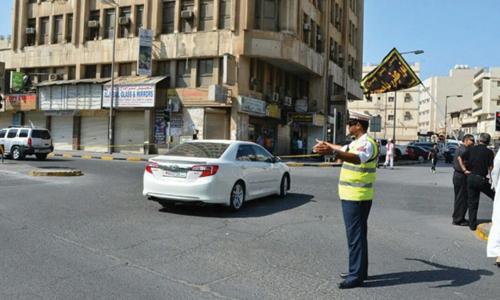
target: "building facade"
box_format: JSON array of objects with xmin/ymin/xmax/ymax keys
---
[
  {"xmin": 348, "ymin": 63, "xmax": 420, "ymax": 143},
  {"xmin": 0, "ymin": 0, "xmax": 364, "ymax": 154},
  {"xmin": 418, "ymin": 65, "xmax": 479, "ymax": 139},
  {"xmin": 472, "ymin": 67, "xmax": 500, "ymax": 138}
]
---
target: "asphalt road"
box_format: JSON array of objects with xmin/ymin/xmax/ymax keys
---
[{"xmin": 0, "ymin": 158, "xmax": 498, "ymax": 300}]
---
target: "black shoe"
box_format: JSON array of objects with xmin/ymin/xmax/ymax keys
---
[
  {"xmin": 338, "ymin": 280, "xmax": 362, "ymax": 289},
  {"xmin": 452, "ymin": 220, "xmax": 469, "ymax": 226},
  {"xmin": 339, "ymin": 273, "xmax": 368, "ymax": 280},
  {"xmin": 469, "ymin": 224, "xmax": 477, "ymax": 231}
]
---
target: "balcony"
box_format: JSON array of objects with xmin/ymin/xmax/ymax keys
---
[
  {"xmin": 473, "ymin": 89, "xmax": 483, "ymax": 101},
  {"xmin": 472, "ymin": 107, "xmax": 483, "ymax": 117},
  {"xmin": 473, "ymin": 68, "xmax": 486, "ymax": 84}
]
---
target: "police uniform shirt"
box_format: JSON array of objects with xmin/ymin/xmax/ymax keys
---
[{"xmin": 341, "ymin": 133, "xmax": 375, "ymax": 163}]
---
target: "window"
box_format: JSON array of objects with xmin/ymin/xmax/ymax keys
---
[
  {"xmin": 181, "ymin": 0, "xmax": 195, "ymax": 33},
  {"xmin": 167, "ymin": 142, "xmax": 230, "ymax": 158},
  {"xmin": 26, "ymin": 18, "xmax": 36, "ymax": 46},
  {"xmin": 7, "ymin": 129, "xmax": 18, "ymax": 138},
  {"xmin": 88, "ymin": 10, "xmax": 100, "ymax": 41},
  {"xmin": 135, "ymin": 5, "xmax": 144, "ymax": 36},
  {"xmin": 19, "ymin": 129, "xmax": 29, "ymax": 138},
  {"xmin": 199, "ymin": 0, "xmax": 214, "ymax": 31},
  {"xmin": 119, "ymin": 6, "xmax": 132, "ymax": 38},
  {"xmin": 316, "ymin": 25, "xmax": 322, "ymax": 53},
  {"xmin": 119, "ymin": 63, "xmax": 132, "ymax": 77},
  {"xmin": 53, "ymin": 15, "xmax": 64, "ymax": 43},
  {"xmin": 38, "ymin": 68, "xmax": 49, "ymax": 82},
  {"xmin": 219, "ymin": 0, "xmax": 231, "ymax": 29},
  {"xmin": 66, "ymin": 14, "xmax": 73, "ymax": 42},
  {"xmin": 39, "ymin": 17, "xmax": 50, "ymax": 45},
  {"xmin": 252, "ymin": 145, "xmax": 273, "ymax": 162},
  {"xmin": 302, "ymin": 14, "xmax": 310, "ymax": 44},
  {"xmin": 104, "ymin": 9, "xmax": 116, "ymax": 39},
  {"xmin": 388, "ymin": 96, "xmax": 394, "ymax": 102},
  {"xmin": 0, "ymin": 130, "xmax": 7, "ymax": 138},
  {"xmin": 67, "ymin": 66, "xmax": 76, "ymax": 80},
  {"xmin": 84, "ymin": 65, "xmax": 97, "ymax": 79},
  {"xmin": 31, "ymin": 130, "xmax": 51, "ymax": 139},
  {"xmin": 176, "ymin": 60, "xmax": 191, "ymax": 87},
  {"xmin": 237, "ymin": 145, "xmax": 256, "ymax": 161},
  {"xmin": 197, "ymin": 59, "xmax": 213, "ymax": 87},
  {"xmin": 156, "ymin": 60, "xmax": 171, "ymax": 76},
  {"xmin": 388, "ymin": 115, "xmax": 394, "ymax": 121},
  {"xmin": 162, "ymin": 0, "xmax": 175, "ymax": 34},
  {"xmin": 254, "ymin": 0, "xmax": 278, "ymax": 31},
  {"xmin": 101, "ymin": 64, "xmax": 112, "ymax": 78},
  {"xmin": 404, "ymin": 112, "xmax": 413, "ymax": 121},
  {"xmin": 404, "ymin": 93, "xmax": 412, "ymax": 102}
]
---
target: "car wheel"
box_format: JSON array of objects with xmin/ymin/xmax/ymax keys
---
[
  {"xmin": 36, "ymin": 153, "xmax": 48, "ymax": 160},
  {"xmin": 279, "ymin": 174, "xmax": 290, "ymax": 198},
  {"xmin": 229, "ymin": 181, "xmax": 245, "ymax": 211},
  {"xmin": 12, "ymin": 147, "xmax": 24, "ymax": 160}
]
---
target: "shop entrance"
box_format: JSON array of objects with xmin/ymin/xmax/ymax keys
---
[{"xmin": 249, "ymin": 117, "xmax": 277, "ymax": 154}]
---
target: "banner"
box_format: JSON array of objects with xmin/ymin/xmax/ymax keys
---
[
  {"xmin": 361, "ymin": 48, "xmax": 421, "ymax": 95},
  {"xmin": 4, "ymin": 94, "xmax": 37, "ymax": 111},
  {"xmin": 10, "ymin": 72, "xmax": 25, "ymax": 93},
  {"xmin": 103, "ymin": 85, "xmax": 156, "ymax": 108},
  {"xmin": 137, "ymin": 28, "xmax": 153, "ymax": 76}
]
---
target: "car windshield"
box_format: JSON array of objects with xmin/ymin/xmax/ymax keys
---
[
  {"xmin": 31, "ymin": 130, "xmax": 51, "ymax": 139},
  {"xmin": 166, "ymin": 142, "xmax": 229, "ymax": 159}
]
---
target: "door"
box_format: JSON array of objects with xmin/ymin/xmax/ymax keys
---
[
  {"xmin": 252, "ymin": 145, "xmax": 280, "ymax": 193},
  {"xmin": 4, "ymin": 128, "xmax": 19, "ymax": 153},
  {"xmin": 205, "ymin": 109, "xmax": 229, "ymax": 139},
  {"xmin": 24, "ymin": 112, "xmax": 46, "ymax": 128},
  {"xmin": 115, "ymin": 111, "xmax": 144, "ymax": 153},
  {"xmin": 81, "ymin": 115, "xmax": 108, "ymax": 152},
  {"xmin": 51, "ymin": 116, "xmax": 73, "ymax": 150},
  {"xmin": 235, "ymin": 144, "xmax": 262, "ymax": 199}
]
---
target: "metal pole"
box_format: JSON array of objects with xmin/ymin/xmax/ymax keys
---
[
  {"xmin": 108, "ymin": 6, "xmax": 117, "ymax": 154},
  {"xmin": 167, "ymin": 121, "xmax": 171, "ymax": 151},
  {"xmin": 445, "ymin": 96, "xmax": 448, "ymax": 147},
  {"xmin": 333, "ymin": 108, "xmax": 337, "ymax": 144},
  {"xmin": 392, "ymin": 91, "xmax": 397, "ymax": 141}
]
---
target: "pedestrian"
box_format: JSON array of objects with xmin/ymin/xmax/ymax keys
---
[
  {"xmin": 313, "ymin": 111, "xmax": 379, "ymax": 289},
  {"xmin": 429, "ymin": 144, "xmax": 439, "ymax": 173},
  {"xmin": 383, "ymin": 139, "xmax": 395, "ymax": 169},
  {"xmin": 489, "ymin": 147, "xmax": 500, "ymax": 267},
  {"xmin": 459, "ymin": 133, "xmax": 495, "ymax": 231},
  {"xmin": 452, "ymin": 134, "xmax": 475, "ymax": 226}
]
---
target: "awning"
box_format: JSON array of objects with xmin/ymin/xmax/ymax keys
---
[
  {"xmin": 36, "ymin": 78, "xmax": 110, "ymax": 87},
  {"xmin": 174, "ymin": 88, "xmax": 232, "ymax": 108},
  {"xmin": 103, "ymin": 76, "xmax": 169, "ymax": 86}
]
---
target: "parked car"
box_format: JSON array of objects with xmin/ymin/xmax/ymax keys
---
[
  {"xmin": 406, "ymin": 145, "xmax": 431, "ymax": 161},
  {"xmin": 143, "ymin": 140, "xmax": 291, "ymax": 211},
  {"xmin": 377, "ymin": 138, "xmax": 404, "ymax": 160},
  {"xmin": 0, "ymin": 126, "xmax": 53, "ymax": 160}
]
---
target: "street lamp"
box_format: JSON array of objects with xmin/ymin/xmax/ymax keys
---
[
  {"xmin": 100, "ymin": 0, "xmax": 119, "ymax": 154},
  {"xmin": 445, "ymin": 94, "xmax": 463, "ymax": 143},
  {"xmin": 391, "ymin": 50, "xmax": 424, "ymax": 142}
]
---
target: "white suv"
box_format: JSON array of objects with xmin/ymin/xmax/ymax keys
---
[{"xmin": 0, "ymin": 127, "xmax": 54, "ymax": 160}]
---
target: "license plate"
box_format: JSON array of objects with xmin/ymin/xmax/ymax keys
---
[
  {"xmin": 35, "ymin": 149, "xmax": 50, "ymax": 153},
  {"xmin": 163, "ymin": 170, "xmax": 187, "ymax": 178}
]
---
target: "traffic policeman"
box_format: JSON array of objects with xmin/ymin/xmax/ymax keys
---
[{"xmin": 313, "ymin": 111, "xmax": 379, "ymax": 289}]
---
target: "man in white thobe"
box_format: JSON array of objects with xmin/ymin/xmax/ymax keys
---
[{"xmin": 488, "ymin": 149, "xmax": 500, "ymax": 266}]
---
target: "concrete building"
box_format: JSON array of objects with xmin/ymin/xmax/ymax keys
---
[
  {"xmin": 418, "ymin": 65, "xmax": 479, "ymax": 139},
  {"xmin": 348, "ymin": 63, "xmax": 420, "ymax": 143},
  {"xmin": 0, "ymin": 0, "xmax": 364, "ymax": 154},
  {"xmin": 472, "ymin": 67, "xmax": 500, "ymax": 138}
]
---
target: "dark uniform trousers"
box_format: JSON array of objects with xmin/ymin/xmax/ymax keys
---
[
  {"xmin": 467, "ymin": 174, "xmax": 495, "ymax": 229},
  {"xmin": 341, "ymin": 200, "xmax": 372, "ymax": 283},
  {"xmin": 452, "ymin": 171, "xmax": 468, "ymax": 223}
]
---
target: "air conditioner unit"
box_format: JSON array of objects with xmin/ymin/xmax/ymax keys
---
[
  {"xmin": 88, "ymin": 20, "xmax": 99, "ymax": 28},
  {"xmin": 49, "ymin": 74, "xmax": 60, "ymax": 81},
  {"xmin": 283, "ymin": 96, "xmax": 292, "ymax": 107},
  {"xmin": 118, "ymin": 17, "xmax": 130, "ymax": 25},
  {"xmin": 25, "ymin": 27, "xmax": 35, "ymax": 35},
  {"xmin": 181, "ymin": 10, "xmax": 194, "ymax": 19},
  {"xmin": 303, "ymin": 23, "xmax": 311, "ymax": 31},
  {"xmin": 272, "ymin": 92, "xmax": 280, "ymax": 103}
]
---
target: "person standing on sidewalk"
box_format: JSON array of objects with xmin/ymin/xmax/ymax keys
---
[
  {"xmin": 452, "ymin": 134, "xmax": 475, "ymax": 226},
  {"xmin": 489, "ymin": 147, "xmax": 500, "ymax": 267},
  {"xmin": 459, "ymin": 133, "xmax": 495, "ymax": 231},
  {"xmin": 383, "ymin": 139, "xmax": 395, "ymax": 169},
  {"xmin": 429, "ymin": 144, "xmax": 439, "ymax": 173},
  {"xmin": 313, "ymin": 111, "xmax": 379, "ymax": 289}
]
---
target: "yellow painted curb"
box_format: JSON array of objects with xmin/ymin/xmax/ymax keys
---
[
  {"xmin": 101, "ymin": 156, "xmax": 114, "ymax": 161},
  {"xmin": 48, "ymin": 153, "xmax": 55, "ymax": 158},
  {"xmin": 127, "ymin": 157, "xmax": 143, "ymax": 162},
  {"xmin": 476, "ymin": 225, "xmax": 489, "ymax": 241},
  {"xmin": 82, "ymin": 155, "xmax": 93, "ymax": 160},
  {"xmin": 62, "ymin": 154, "xmax": 73, "ymax": 158}
]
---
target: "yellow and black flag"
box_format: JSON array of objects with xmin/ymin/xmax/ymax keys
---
[{"xmin": 361, "ymin": 48, "xmax": 421, "ymax": 96}]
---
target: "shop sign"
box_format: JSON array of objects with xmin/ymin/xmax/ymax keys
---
[
  {"xmin": 290, "ymin": 113, "xmax": 313, "ymax": 124},
  {"xmin": 239, "ymin": 96, "xmax": 266, "ymax": 116},
  {"xmin": 39, "ymin": 85, "xmax": 102, "ymax": 111},
  {"xmin": 266, "ymin": 104, "xmax": 281, "ymax": 119},
  {"xmin": 313, "ymin": 114, "xmax": 326, "ymax": 127},
  {"xmin": 103, "ymin": 85, "xmax": 155, "ymax": 108},
  {"xmin": 137, "ymin": 28, "xmax": 153, "ymax": 76},
  {"xmin": 154, "ymin": 109, "xmax": 167, "ymax": 143},
  {"xmin": 44, "ymin": 110, "xmax": 80, "ymax": 117},
  {"xmin": 4, "ymin": 94, "xmax": 37, "ymax": 111}
]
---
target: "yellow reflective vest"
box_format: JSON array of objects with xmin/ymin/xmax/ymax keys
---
[{"xmin": 338, "ymin": 135, "xmax": 379, "ymax": 201}]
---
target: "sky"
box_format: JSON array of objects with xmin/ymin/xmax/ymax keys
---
[{"xmin": 0, "ymin": 1, "xmax": 499, "ymax": 80}]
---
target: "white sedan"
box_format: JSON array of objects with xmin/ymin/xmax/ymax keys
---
[{"xmin": 143, "ymin": 140, "xmax": 291, "ymax": 211}]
